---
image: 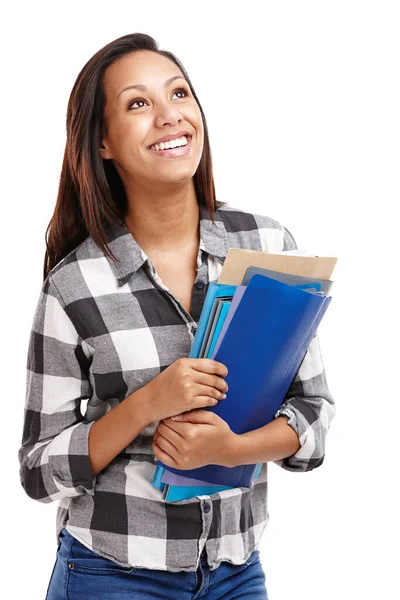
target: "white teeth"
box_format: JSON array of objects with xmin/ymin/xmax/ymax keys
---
[{"xmin": 150, "ymin": 135, "xmax": 189, "ymax": 151}]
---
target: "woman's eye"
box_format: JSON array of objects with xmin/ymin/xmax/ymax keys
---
[
  {"xmin": 129, "ymin": 98, "xmax": 146, "ymax": 110},
  {"xmin": 128, "ymin": 87, "xmax": 189, "ymax": 110},
  {"xmin": 173, "ymin": 87, "xmax": 189, "ymax": 100}
]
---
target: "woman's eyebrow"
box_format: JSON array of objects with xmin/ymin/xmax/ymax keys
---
[{"xmin": 117, "ymin": 75, "xmax": 188, "ymax": 99}]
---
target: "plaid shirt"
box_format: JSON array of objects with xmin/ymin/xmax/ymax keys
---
[{"xmin": 18, "ymin": 202, "xmax": 335, "ymax": 572}]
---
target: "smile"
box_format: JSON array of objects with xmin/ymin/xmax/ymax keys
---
[{"xmin": 148, "ymin": 136, "xmax": 192, "ymax": 158}]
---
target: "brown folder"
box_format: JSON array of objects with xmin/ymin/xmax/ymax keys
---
[{"xmin": 217, "ymin": 248, "xmax": 338, "ymax": 285}]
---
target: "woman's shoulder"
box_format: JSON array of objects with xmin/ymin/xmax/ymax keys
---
[
  {"xmin": 214, "ymin": 202, "xmax": 293, "ymax": 252},
  {"xmin": 44, "ymin": 234, "xmax": 101, "ymax": 306}
]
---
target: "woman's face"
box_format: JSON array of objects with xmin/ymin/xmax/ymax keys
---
[{"xmin": 100, "ymin": 50, "xmax": 204, "ymax": 188}]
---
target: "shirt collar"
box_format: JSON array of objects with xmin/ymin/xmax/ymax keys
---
[{"xmin": 103, "ymin": 203, "xmax": 229, "ymax": 287}]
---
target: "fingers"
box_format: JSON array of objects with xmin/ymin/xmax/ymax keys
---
[
  {"xmin": 189, "ymin": 358, "xmax": 228, "ymax": 378},
  {"xmin": 196, "ymin": 395, "xmax": 220, "ymax": 408},
  {"xmin": 192, "ymin": 372, "xmax": 229, "ymax": 409},
  {"xmin": 153, "ymin": 437, "xmax": 176, "ymax": 465},
  {"xmin": 192, "ymin": 370, "xmax": 229, "ymax": 394},
  {"xmin": 159, "ymin": 420, "xmax": 185, "ymax": 440},
  {"xmin": 193, "ymin": 382, "xmax": 227, "ymax": 405},
  {"xmin": 153, "ymin": 429, "xmax": 181, "ymax": 456},
  {"xmin": 178, "ymin": 358, "xmax": 228, "ymax": 412}
]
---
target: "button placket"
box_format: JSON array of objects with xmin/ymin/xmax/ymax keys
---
[
  {"xmin": 193, "ymin": 498, "xmax": 214, "ymax": 592},
  {"xmin": 201, "ymin": 499, "xmax": 213, "ymax": 530}
]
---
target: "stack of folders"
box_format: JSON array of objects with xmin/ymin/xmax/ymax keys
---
[{"xmin": 152, "ymin": 247, "xmax": 338, "ymax": 502}]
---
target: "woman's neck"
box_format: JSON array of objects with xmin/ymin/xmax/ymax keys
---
[{"xmin": 123, "ymin": 193, "xmax": 200, "ymax": 254}]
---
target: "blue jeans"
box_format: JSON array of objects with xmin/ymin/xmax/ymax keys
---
[{"xmin": 46, "ymin": 528, "xmax": 268, "ymax": 599}]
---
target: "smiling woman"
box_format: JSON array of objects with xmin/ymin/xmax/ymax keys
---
[
  {"xmin": 18, "ymin": 32, "xmax": 273, "ymax": 600},
  {"xmin": 41, "ymin": 33, "xmax": 226, "ymax": 280},
  {"xmin": 18, "ymin": 29, "xmax": 336, "ymax": 600}
]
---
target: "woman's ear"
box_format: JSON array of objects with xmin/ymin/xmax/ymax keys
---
[{"xmin": 99, "ymin": 142, "xmax": 113, "ymax": 160}]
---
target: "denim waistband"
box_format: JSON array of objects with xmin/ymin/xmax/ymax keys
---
[{"xmin": 61, "ymin": 527, "xmax": 210, "ymax": 571}]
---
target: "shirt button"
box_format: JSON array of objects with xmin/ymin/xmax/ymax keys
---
[
  {"xmin": 203, "ymin": 502, "xmax": 211, "ymax": 513},
  {"xmin": 195, "ymin": 280, "xmax": 205, "ymax": 290}
]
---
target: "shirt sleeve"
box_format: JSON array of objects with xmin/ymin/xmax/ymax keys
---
[
  {"xmin": 272, "ymin": 223, "xmax": 336, "ymax": 472},
  {"xmin": 18, "ymin": 276, "xmax": 97, "ymax": 502}
]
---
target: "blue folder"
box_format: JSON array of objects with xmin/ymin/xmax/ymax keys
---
[
  {"xmin": 242, "ymin": 266, "xmax": 329, "ymax": 292},
  {"xmin": 163, "ymin": 463, "xmax": 263, "ymax": 502},
  {"xmin": 154, "ymin": 275, "xmax": 330, "ymax": 497},
  {"xmin": 156, "ymin": 273, "xmax": 331, "ymax": 488},
  {"xmin": 191, "ymin": 283, "xmax": 237, "ymax": 356},
  {"xmin": 161, "ymin": 295, "xmax": 264, "ymax": 500}
]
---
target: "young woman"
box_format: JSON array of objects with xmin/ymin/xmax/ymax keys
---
[{"xmin": 18, "ymin": 33, "xmax": 335, "ymax": 600}]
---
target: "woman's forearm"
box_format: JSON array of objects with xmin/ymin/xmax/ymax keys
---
[
  {"xmin": 228, "ymin": 416, "xmax": 301, "ymax": 467},
  {"xmin": 88, "ymin": 387, "xmax": 153, "ymax": 477}
]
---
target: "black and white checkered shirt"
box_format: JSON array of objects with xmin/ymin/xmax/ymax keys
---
[{"xmin": 18, "ymin": 202, "xmax": 335, "ymax": 572}]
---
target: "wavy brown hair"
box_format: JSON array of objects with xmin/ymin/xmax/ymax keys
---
[{"xmin": 43, "ymin": 32, "xmax": 226, "ymax": 281}]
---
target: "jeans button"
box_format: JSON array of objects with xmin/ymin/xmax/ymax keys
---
[{"xmin": 203, "ymin": 502, "xmax": 211, "ymax": 513}]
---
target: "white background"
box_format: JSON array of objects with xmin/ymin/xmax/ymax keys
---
[{"xmin": 2, "ymin": 1, "xmax": 399, "ymax": 598}]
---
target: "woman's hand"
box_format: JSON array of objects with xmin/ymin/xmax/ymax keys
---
[
  {"xmin": 152, "ymin": 409, "xmax": 238, "ymax": 470},
  {"xmin": 145, "ymin": 358, "xmax": 229, "ymax": 423}
]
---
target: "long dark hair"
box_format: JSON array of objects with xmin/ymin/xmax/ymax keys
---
[{"xmin": 43, "ymin": 32, "xmax": 227, "ymax": 281}]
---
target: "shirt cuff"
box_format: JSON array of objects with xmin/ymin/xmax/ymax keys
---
[{"xmin": 46, "ymin": 420, "xmax": 97, "ymax": 496}]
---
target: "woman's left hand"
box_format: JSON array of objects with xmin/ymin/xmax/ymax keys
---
[{"xmin": 152, "ymin": 409, "xmax": 238, "ymax": 470}]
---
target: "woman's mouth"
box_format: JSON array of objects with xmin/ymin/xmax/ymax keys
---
[{"xmin": 147, "ymin": 135, "xmax": 192, "ymax": 158}]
